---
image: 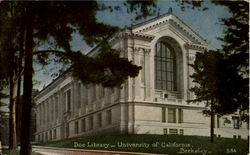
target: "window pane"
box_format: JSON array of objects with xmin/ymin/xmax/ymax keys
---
[
  {"xmin": 157, "ymin": 61, "xmax": 161, "ymax": 70},
  {"xmin": 157, "ymin": 71, "xmax": 161, "ymax": 80},
  {"xmin": 155, "ymin": 42, "xmax": 176, "ymax": 91},
  {"xmin": 167, "ymin": 82, "xmax": 172, "ymax": 91},
  {"xmin": 157, "ymin": 82, "xmax": 161, "ymax": 89},
  {"xmin": 162, "ymin": 61, "xmax": 166, "ymax": 71},
  {"xmin": 162, "ymin": 44, "xmax": 166, "ymax": 57},
  {"xmin": 162, "ymin": 81, "xmax": 166, "ymax": 90},
  {"xmin": 168, "ymin": 47, "xmax": 172, "ymax": 57},
  {"xmin": 168, "ymin": 108, "xmax": 176, "ymax": 123},
  {"xmin": 156, "ymin": 43, "xmax": 161, "ymax": 56},
  {"xmin": 162, "ymin": 108, "xmax": 166, "ymax": 122},
  {"xmin": 162, "ymin": 71, "xmax": 166, "ymax": 80},
  {"xmin": 167, "ymin": 72, "xmax": 171, "ymax": 81}
]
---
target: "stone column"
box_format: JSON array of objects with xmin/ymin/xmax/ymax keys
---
[
  {"xmin": 127, "ymin": 47, "xmax": 133, "ymax": 101},
  {"xmin": 51, "ymin": 97, "xmax": 53, "ymax": 125},
  {"xmin": 144, "ymin": 49, "xmax": 151, "ymax": 100},
  {"xmin": 165, "ymin": 108, "xmax": 168, "ymax": 123},
  {"xmin": 58, "ymin": 90, "xmax": 62, "ymax": 120},
  {"xmin": 128, "ymin": 103, "xmax": 134, "ymax": 134},
  {"xmin": 71, "ymin": 82, "xmax": 75, "ymax": 116},
  {"xmin": 47, "ymin": 101, "xmax": 49, "ymax": 128},
  {"xmin": 120, "ymin": 103, "xmax": 127, "ymax": 134},
  {"xmin": 41, "ymin": 102, "xmax": 44, "ymax": 130},
  {"xmin": 36, "ymin": 104, "xmax": 40, "ymax": 132},
  {"xmin": 149, "ymin": 46, "xmax": 155, "ymax": 99},
  {"xmin": 176, "ymin": 108, "xmax": 179, "ymax": 124},
  {"xmin": 133, "ymin": 48, "xmax": 141, "ymax": 101},
  {"xmin": 182, "ymin": 47, "xmax": 188, "ymax": 100}
]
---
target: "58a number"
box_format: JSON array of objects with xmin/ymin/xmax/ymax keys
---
[{"xmin": 226, "ymin": 148, "xmax": 237, "ymax": 154}]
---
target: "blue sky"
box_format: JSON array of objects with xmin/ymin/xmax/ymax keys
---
[{"xmin": 34, "ymin": 1, "xmax": 231, "ymax": 90}]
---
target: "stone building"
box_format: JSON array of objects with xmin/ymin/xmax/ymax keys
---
[{"xmin": 34, "ymin": 13, "xmax": 248, "ymax": 142}]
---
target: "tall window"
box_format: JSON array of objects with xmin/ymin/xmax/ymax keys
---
[
  {"xmin": 232, "ymin": 116, "xmax": 240, "ymax": 129},
  {"xmin": 89, "ymin": 117, "xmax": 93, "ymax": 130},
  {"xmin": 178, "ymin": 109, "xmax": 183, "ymax": 123},
  {"xmin": 75, "ymin": 121, "xmax": 79, "ymax": 134},
  {"xmin": 155, "ymin": 42, "xmax": 176, "ymax": 91},
  {"xmin": 54, "ymin": 129, "xmax": 57, "ymax": 139},
  {"xmin": 98, "ymin": 113, "xmax": 102, "ymax": 127},
  {"xmin": 78, "ymin": 83, "xmax": 81, "ymax": 108},
  {"xmin": 66, "ymin": 123, "xmax": 69, "ymax": 138},
  {"xmin": 107, "ymin": 110, "xmax": 112, "ymax": 125},
  {"xmin": 66, "ymin": 90, "xmax": 71, "ymax": 111},
  {"xmin": 55, "ymin": 96, "xmax": 58, "ymax": 118},
  {"xmin": 162, "ymin": 107, "xmax": 166, "ymax": 123},
  {"xmin": 81, "ymin": 119, "xmax": 86, "ymax": 132},
  {"xmin": 168, "ymin": 108, "xmax": 176, "ymax": 123}
]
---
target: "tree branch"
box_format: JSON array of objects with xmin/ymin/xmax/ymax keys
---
[{"xmin": 32, "ymin": 50, "xmax": 69, "ymax": 58}]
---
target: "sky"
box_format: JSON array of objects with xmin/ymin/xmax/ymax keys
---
[{"xmin": 33, "ymin": 0, "xmax": 231, "ymax": 91}]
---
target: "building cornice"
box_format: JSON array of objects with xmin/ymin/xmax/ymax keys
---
[
  {"xmin": 132, "ymin": 13, "xmax": 207, "ymax": 46},
  {"xmin": 34, "ymin": 71, "xmax": 72, "ymax": 102},
  {"xmin": 184, "ymin": 42, "xmax": 207, "ymax": 50},
  {"xmin": 121, "ymin": 31, "xmax": 155, "ymax": 41}
]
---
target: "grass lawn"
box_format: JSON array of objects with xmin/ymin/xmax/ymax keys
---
[
  {"xmin": 37, "ymin": 134, "xmax": 249, "ymax": 155},
  {"xmin": 2, "ymin": 149, "xmax": 42, "ymax": 155}
]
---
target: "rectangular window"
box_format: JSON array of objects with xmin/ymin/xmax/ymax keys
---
[
  {"xmin": 89, "ymin": 117, "xmax": 93, "ymax": 130},
  {"xmin": 66, "ymin": 123, "xmax": 69, "ymax": 138},
  {"xmin": 49, "ymin": 130, "xmax": 52, "ymax": 140},
  {"xmin": 63, "ymin": 92, "xmax": 66, "ymax": 112},
  {"xmin": 51, "ymin": 99, "xmax": 53, "ymax": 120},
  {"xmin": 54, "ymin": 129, "xmax": 56, "ymax": 139},
  {"xmin": 168, "ymin": 108, "xmax": 176, "ymax": 123},
  {"xmin": 38, "ymin": 135, "xmax": 40, "ymax": 142},
  {"xmin": 67, "ymin": 90, "xmax": 71, "ymax": 111},
  {"xmin": 78, "ymin": 83, "xmax": 81, "ymax": 108},
  {"xmin": 162, "ymin": 107, "xmax": 166, "ymax": 123},
  {"xmin": 163, "ymin": 128, "xmax": 168, "ymax": 135},
  {"xmin": 107, "ymin": 110, "xmax": 112, "ymax": 125},
  {"xmin": 81, "ymin": 119, "xmax": 86, "ymax": 132},
  {"xmin": 232, "ymin": 116, "xmax": 240, "ymax": 129},
  {"xmin": 98, "ymin": 113, "xmax": 102, "ymax": 127},
  {"xmin": 99, "ymin": 85, "xmax": 105, "ymax": 98},
  {"xmin": 75, "ymin": 121, "xmax": 79, "ymax": 134},
  {"xmin": 179, "ymin": 129, "xmax": 184, "ymax": 135},
  {"xmin": 178, "ymin": 109, "xmax": 183, "ymax": 123},
  {"xmin": 217, "ymin": 115, "xmax": 220, "ymax": 128},
  {"xmin": 47, "ymin": 102, "xmax": 49, "ymax": 123},
  {"xmin": 55, "ymin": 96, "xmax": 58, "ymax": 118},
  {"xmin": 92, "ymin": 85, "xmax": 96, "ymax": 102},
  {"xmin": 169, "ymin": 129, "xmax": 178, "ymax": 135}
]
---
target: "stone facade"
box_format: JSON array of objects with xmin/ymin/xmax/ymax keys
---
[{"xmin": 34, "ymin": 13, "xmax": 248, "ymax": 142}]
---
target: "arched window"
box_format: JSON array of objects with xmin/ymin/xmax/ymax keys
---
[{"xmin": 155, "ymin": 42, "xmax": 177, "ymax": 91}]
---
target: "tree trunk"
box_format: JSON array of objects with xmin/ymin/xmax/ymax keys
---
[
  {"xmin": 210, "ymin": 101, "xmax": 214, "ymax": 143},
  {"xmin": 20, "ymin": 8, "xmax": 34, "ymax": 155},
  {"xmin": 8, "ymin": 25, "xmax": 17, "ymax": 150},
  {"xmin": 9, "ymin": 73, "xmax": 17, "ymax": 150},
  {"xmin": 16, "ymin": 27, "xmax": 24, "ymax": 144}
]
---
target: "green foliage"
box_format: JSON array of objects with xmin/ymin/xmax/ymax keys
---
[
  {"xmin": 71, "ymin": 41, "xmax": 141, "ymax": 88},
  {"xmin": 182, "ymin": 0, "xmax": 249, "ymax": 121},
  {"xmin": 4, "ymin": 149, "xmax": 42, "ymax": 155},
  {"xmin": 0, "ymin": 1, "xmax": 156, "ymax": 154},
  {"xmin": 190, "ymin": 50, "xmax": 248, "ymax": 117},
  {"xmin": 124, "ymin": 0, "xmax": 157, "ymax": 20}
]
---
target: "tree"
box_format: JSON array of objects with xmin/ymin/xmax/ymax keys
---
[
  {"xmin": 0, "ymin": 2, "xmax": 21, "ymax": 149},
  {"xmin": 185, "ymin": 0, "xmax": 249, "ymax": 142},
  {"xmin": 0, "ymin": 1, "xmax": 157, "ymax": 155}
]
